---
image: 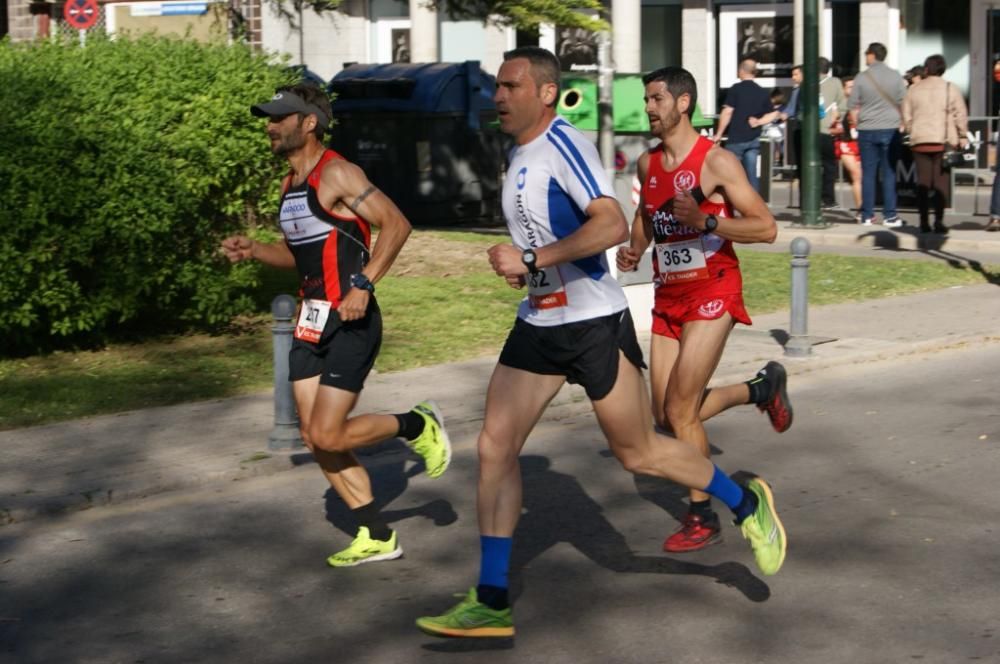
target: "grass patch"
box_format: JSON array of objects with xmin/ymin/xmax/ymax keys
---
[{"xmin": 1, "ymin": 230, "xmax": 996, "ymax": 430}]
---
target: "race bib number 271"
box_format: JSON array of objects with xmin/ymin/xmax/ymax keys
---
[{"xmin": 294, "ymin": 298, "xmax": 332, "ymax": 343}]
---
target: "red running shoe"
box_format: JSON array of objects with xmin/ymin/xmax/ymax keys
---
[
  {"xmin": 757, "ymin": 361, "xmax": 793, "ymax": 433},
  {"xmin": 662, "ymin": 513, "xmax": 722, "ymax": 553}
]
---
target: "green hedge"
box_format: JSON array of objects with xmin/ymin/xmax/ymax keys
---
[{"xmin": 0, "ymin": 33, "xmax": 294, "ymax": 354}]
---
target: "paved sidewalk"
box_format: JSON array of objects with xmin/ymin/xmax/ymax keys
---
[{"xmin": 3, "ymin": 271, "xmax": 998, "ymax": 526}]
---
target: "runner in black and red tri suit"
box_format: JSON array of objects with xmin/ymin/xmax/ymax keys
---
[
  {"xmin": 222, "ymin": 82, "xmax": 452, "ymax": 568},
  {"xmin": 617, "ymin": 66, "xmax": 794, "ymax": 554}
]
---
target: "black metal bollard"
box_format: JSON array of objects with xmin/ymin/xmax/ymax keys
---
[
  {"xmin": 784, "ymin": 237, "xmax": 812, "ymax": 357},
  {"xmin": 269, "ymin": 294, "xmax": 304, "ymax": 450}
]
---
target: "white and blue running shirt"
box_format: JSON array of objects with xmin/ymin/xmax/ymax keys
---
[{"xmin": 502, "ymin": 117, "xmax": 629, "ymax": 326}]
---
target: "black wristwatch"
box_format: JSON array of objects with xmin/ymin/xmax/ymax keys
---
[
  {"xmin": 521, "ymin": 248, "xmax": 540, "ymax": 274},
  {"xmin": 703, "ymin": 215, "xmax": 719, "ymax": 235},
  {"xmin": 350, "ymin": 273, "xmax": 375, "ymax": 294}
]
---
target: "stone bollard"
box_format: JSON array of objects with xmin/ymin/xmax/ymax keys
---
[
  {"xmin": 268, "ymin": 294, "xmax": 304, "ymax": 450},
  {"xmin": 784, "ymin": 237, "xmax": 812, "ymax": 358}
]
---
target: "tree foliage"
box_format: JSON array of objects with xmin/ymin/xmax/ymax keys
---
[
  {"xmin": 259, "ymin": 0, "xmax": 607, "ymax": 31},
  {"xmin": 0, "ymin": 33, "xmax": 294, "ymax": 354},
  {"xmin": 435, "ymin": 0, "xmax": 607, "ymax": 31}
]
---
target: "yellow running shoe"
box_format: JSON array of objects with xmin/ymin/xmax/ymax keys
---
[
  {"xmin": 326, "ymin": 527, "xmax": 402, "ymax": 568},
  {"xmin": 739, "ymin": 477, "xmax": 787, "ymax": 576},
  {"xmin": 409, "ymin": 401, "xmax": 451, "ymax": 479},
  {"xmin": 416, "ymin": 588, "xmax": 514, "ymax": 638}
]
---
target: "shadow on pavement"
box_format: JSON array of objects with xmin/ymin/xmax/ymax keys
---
[
  {"xmin": 419, "ymin": 456, "xmax": 769, "ymax": 654},
  {"xmin": 322, "ymin": 439, "xmax": 458, "ymax": 537},
  {"xmin": 858, "ymin": 227, "xmax": 1000, "ymax": 284},
  {"xmin": 509, "ymin": 456, "xmax": 768, "ymax": 604}
]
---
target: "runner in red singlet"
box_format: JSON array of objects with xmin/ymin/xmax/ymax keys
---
[{"xmin": 616, "ymin": 67, "xmax": 793, "ymax": 553}]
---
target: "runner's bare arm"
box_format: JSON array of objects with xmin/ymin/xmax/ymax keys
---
[
  {"xmin": 319, "ymin": 159, "xmax": 412, "ymax": 285},
  {"xmin": 673, "ymin": 146, "xmax": 776, "ymax": 244},
  {"xmin": 617, "ymin": 152, "xmax": 652, "ymax": 272},
  {"xmin": 220, "ymin": 235, "xmax": 296, "ymax": 269},
  {"xmin": 488, "ymin": 196, "xmax": 628, "ymax": 278}
]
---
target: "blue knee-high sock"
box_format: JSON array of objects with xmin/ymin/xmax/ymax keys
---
[
  {"xmin": 477, "ymin": 535, "xmax": 513, "ymax": 610},
  {"xmin": 478, "ymin": 535, "xmax": 512, "ymax": 588},
  {"xmin": 704, "ymin": 466, "xmax": 756, "ymax": 523}
]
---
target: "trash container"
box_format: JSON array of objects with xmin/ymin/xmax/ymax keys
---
[{"xmin": 327, "ymin": 61, "xmax": 506, "ymax": 226}]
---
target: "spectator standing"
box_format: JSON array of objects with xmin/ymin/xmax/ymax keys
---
[
  {"xmin": 902, "ymin": 54, "xmax": 969, "ymax": 234},
  {"xmin": 832, "ymin": 76, "xmax": 863, "ymax": 220},
  {"xmin": 848, "ymin": 42, "xmax": 907, "ymax": 227},
  {"xmin": 990, "ymin": 59, "xmax": 1000, "ymax": 232},
  {"xmin": 818, "ymin": 57, "xmax": 847, "ymax": 209},
  {"xmin": 990, "ymin": 138, "xmax": 1000, "ymax": 231},
  {"xmin": 766, "ymin": 88, "xmax": 787, "ymax": 165},
  {"xmin": 714, "ymin": 58, "xmax": 781, "ymax": 191},
  {"xmin": 782, "ymin": 65, "xmax": 803, "ymax": 171},
  {"xmin": 904, "ymin": 65, "xmax": 925, "ymax": 88}
]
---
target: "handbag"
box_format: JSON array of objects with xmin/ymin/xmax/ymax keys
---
[
  {"xmin": 942, "ymin": 144, "xmax": 973, "ymax": 170},
  {"xmin": 941, "ymin": 83, "xmax": 973, "ymax": 170}
]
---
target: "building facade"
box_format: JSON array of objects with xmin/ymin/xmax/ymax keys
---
[{"xmin": 4, "ymin": 0, "xmax": 995, "ymax": 115}]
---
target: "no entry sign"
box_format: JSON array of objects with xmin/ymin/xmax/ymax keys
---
[{"xmin": 64, "ymin": 0, "xmax": 99, "ymax": 30}]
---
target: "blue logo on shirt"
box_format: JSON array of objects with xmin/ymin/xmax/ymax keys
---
[{"xmin": 516, "ymin": 167, "xmax": 527, "ymax": 190}]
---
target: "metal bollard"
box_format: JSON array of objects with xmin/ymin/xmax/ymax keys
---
[
  {"xmin": 269, "ymin": 294, "xmax": 304, "ymax": 450},
  {"xmin": 784, "ymin": 237, "xmax": 812, "ymax": 357}
]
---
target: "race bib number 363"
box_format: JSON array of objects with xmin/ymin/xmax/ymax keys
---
[
  {"xmin": 655, "ymin": 237, "xmax": 709, "ymax": 283},
  {"xmin": 294, "ymin": 298, "xmax": 332, "ymax": 343}
]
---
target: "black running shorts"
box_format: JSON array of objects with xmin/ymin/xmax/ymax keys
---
[
  {"xmin": 498, "ymin": 309, "xmax": 646, "ymax": 400},
  {"xmin": 288, "ymin": 301, "xmax": 382, "ymax": 393}
]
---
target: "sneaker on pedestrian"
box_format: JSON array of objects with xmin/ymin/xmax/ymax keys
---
[
  {"xmin": 738, "ymin": 477, "xmax": 787, "ymax": 576},
  {"xmin": 933, "ymin": 222, "xmax": 949, "ymax": 234},
  {"xmin": 416, "ymin": 588, "xmax": 515, "ymax": 638},
  {"xmin": 408, "ymin": 400, "xmax": 452, "ymax": 478},
  {"xmin": 883, "ymin": 216, "xmax": 904, "ymax": 228},
  {"xmin": 821, "ymin": 202, "xmax": 843, "ymax": 211},
  {"xmin": 756, "ymin": 361, "xmax": 793, "ymax": 433},
  {"xmin": 986, "ymin": 218, "xmax": 1000, "ymax": 232},
  {"xmin": 854, "ymin": 212, "xmax": 864, "ymax": 223},
  {"xmin": 326, "ymin": 526, "xmax": 403, "ymax": 568},
  {"xmin": 663, "ymin": 512, "xmax": 722, "ymax": 553},
  {"xmin": 862, "ymin": 216, "xmax": 875, "ymax": 226}
]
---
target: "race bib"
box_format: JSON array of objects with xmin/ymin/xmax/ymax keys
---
[
  {"xmin": 655, "ymin": 237, "xmax": 709, "ymax": 283},
  {"xmin": 294, "ymin": 298, "xmax": 332, "ymax": 343},
  {"xmin": 527, "ymin": 268, "xmax": 568, "ymax": 310}
]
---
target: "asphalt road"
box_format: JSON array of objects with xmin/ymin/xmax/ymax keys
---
[{"xmin": 2, "ymin": 344, "xmax": 998, "ymax": 664}]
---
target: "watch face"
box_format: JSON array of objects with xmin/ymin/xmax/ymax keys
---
[{"xmin": 523, "ymin": 249, "xmax": 536, "ymax": 263}]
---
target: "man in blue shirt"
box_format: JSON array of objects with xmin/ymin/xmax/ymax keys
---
[{"xmin": 715, "ymin": 58, "xmax": 781, "ymax": 192}]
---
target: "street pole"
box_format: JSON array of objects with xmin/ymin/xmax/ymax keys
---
[
  {"xmin": 269, "ymin": 295, "xmax": 303, "ymax": 450},
  {"xmin": 799, "ymin": 0, "xmax": 822, "ymax": 226},
  {"xmin": 597, "ymin": 29, "xmax": 615, "ymax": 182},
  {"xmin": 785, "ymin": 237, "xmax": 812, "ymax": 357}
]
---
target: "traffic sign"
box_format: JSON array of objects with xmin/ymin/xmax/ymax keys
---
[{"xmin": 64, "ymin": 0, "xmax": 99, "ymax": 30}]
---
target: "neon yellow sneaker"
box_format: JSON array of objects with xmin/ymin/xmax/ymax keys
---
[
  {"xmin": 739, "ymin": 477, "xmax": 787, "ymax": 576},
  {"xmin": 409, "ymin": 401, "xmax": 451, "ymax": 479},
  {"xmin": 416, "ymin": 588, "xmax": 514, "ymax": 638},
  {"xmin": 326, "ymin": 527, "xmax": 402, "ymax": 568}
]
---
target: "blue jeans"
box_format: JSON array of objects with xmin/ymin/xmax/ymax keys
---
[
  {"xmin": 991, "ymin": 141, "xmax": 1000, "ymax": 218},
  {"xmin": 858, "ymin": 128, "xmax": 900, "ymax": 220},
  {"xmin": 725, "ymin": 138, "xmax": 761, "ymax": 192}
]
